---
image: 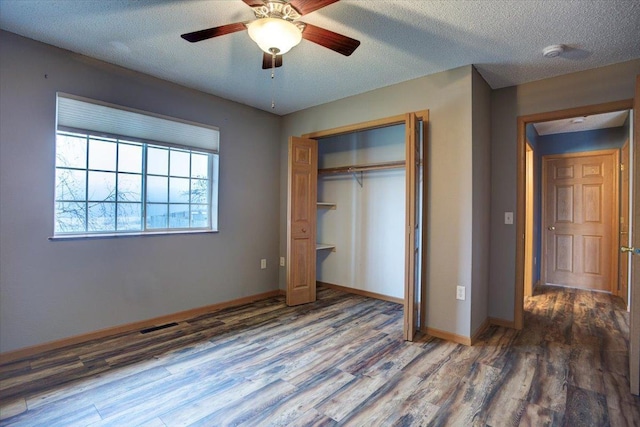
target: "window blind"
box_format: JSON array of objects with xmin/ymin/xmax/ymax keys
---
[{"xmin": 56, "ymin": 93, "xmax": 219, "ymax": 153}]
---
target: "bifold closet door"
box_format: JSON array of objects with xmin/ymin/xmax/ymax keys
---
[
  {"xmin": 286, "ymin": 136, "xmax": 318, "ymax": 306},
  {"xmin": 404, "ymin": 112, "xmax": 420, "ymax": 341}
]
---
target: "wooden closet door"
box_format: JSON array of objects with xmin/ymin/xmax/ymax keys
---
[
  {"xmin": 404, "ymin": 112, "xmax": 419, "ymax": 341},
  {"xmin": 286, "ymin": 136, "xmax": 318, "ymax": 306}
]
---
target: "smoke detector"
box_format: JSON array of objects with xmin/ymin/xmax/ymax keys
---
[
  {"xmin": 571, "ymin": 117, "xmax": 586, "ymax": 124},
  {"xmin": 542, "ymin": 44, "xmax": 565, "ymax": 58}
]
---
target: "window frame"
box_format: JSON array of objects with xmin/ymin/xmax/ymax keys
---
[{"xmin": 52, "ymin": 127, "xmax": 219, "ymax": 239}]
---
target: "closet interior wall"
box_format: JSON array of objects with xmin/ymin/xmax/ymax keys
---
[{"xmin": 316, "ymin": 124, "xmax": 406, "ymax": 299}]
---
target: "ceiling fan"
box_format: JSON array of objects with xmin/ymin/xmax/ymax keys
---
[{"xmin": 181, "ymin": 0, "xmax": 360, "ymax": 69}]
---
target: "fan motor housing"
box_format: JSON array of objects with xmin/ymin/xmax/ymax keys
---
[{"xmin": 253, "ymin": 0, "xmax": 301, "ymax": 21}]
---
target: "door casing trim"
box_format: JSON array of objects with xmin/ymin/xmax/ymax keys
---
[{"xmin": 303, "ymin": 110, "xmax": 429, "ymax": 340}]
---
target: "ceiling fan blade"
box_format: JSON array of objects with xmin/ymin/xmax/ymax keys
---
[
  {"xmin": 301, "ymin": 23, "xmax": 360, "ymax": 56},
  {"xmin": 242, "ymin": 0, "xmax": 265, "ymax": 7},
  {"xmin": 262, "ymin": 53, "xmax": 283, "ymax": 69},
  {"xmin": 181, "ymin": 22, "xmax": 247, "ymax": 43},
  {"xmin": 289, "ymin": 0, "xmax": 339, "ymax": 15}
]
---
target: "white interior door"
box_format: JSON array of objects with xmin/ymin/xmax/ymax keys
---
[
  {"xmin": 620, "ymin": 141, "xmax": 630, "ymax": 305},
  {"xmin": 630, "ymin": 75, "xmax": 639, "ymax": 395}
]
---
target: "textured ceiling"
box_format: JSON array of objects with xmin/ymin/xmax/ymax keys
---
[
  {"xmin": 1, "ymin": 0, "xmax": 639, "ymax": 115},
  {"xmin": 533, "ymin": 111, "xmax": 630, "ymax": 136}
]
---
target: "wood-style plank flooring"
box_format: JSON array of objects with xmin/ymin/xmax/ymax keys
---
[{"xmin": 1, "ymin": 285, "xmax": 639, "ymax": 426}]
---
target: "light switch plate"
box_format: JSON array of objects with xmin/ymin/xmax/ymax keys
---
[
  {"xmin": 260, "ymin": 259, "xmax": 267, "ymax": 269},
  {"xmin": 456, "ymin": 286, "xmax": 465, "ymax": 300},
  {"xmin": 505, "ymin": 212, "xmax": 514, "ymax": 225},
  {"xmin": 280, "ymin": 257, "xmax": 285, "ymax": 267}
]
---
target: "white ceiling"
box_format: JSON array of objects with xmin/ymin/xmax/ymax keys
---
[
  {"xmin": 1, "ymin": 0, "xmax": 639, "ymax": 115},
  {"xmin": 533, "ymin": 111, "xmax": 630, "ymax": 136}
]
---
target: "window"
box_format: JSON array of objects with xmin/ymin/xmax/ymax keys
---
[{"xmin": 54, "ymin": 94, "xmax": 219, "ymax": 236}]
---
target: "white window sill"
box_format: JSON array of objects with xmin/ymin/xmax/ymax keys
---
[{"xmin": 49, "ymin": 229, "xmax": 218, "ymax": 241}]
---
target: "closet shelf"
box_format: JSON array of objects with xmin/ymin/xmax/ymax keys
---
[
  {"xmin": 317, "ymin": 202, "xmax": 337, "ymax": 209},
  {"xmin": 318, "ymin": 160, "xmax": 405, "ymax": 176},
  {"xmin": 316, "ymin": 243, "xmax": 336, "ymax": 252}
]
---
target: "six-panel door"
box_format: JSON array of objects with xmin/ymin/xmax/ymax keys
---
[
  {"xmin": 286, "ymin": 137, "xmax": 318, "ymax": 306},
  {"xmin": 543, "ymin": 151, "xmax": 618, "ymax": 292}
]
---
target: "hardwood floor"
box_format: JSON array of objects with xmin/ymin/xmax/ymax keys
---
[{"xmin": 0, "ymin": 285, "xmax": 638, "ymax": 426}]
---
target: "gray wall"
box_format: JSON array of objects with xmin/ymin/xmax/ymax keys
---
[
  {"xmin": 489, "ymin": 59, "xmax": 640, "ymax": 322},
  {"xmin": 2, "ymin": 30, "xmax": 637, "ymax": 353},
  {"xmin": 471, "ymin": 67, "xmax": 492, "ymax": 335},
  {"xmin": 0, "ymin": 31, "xmax": 282, "ymax": 352},
  {"xmin": 280, "ymin": 65, "xmax": 477, "ymax": 338}
]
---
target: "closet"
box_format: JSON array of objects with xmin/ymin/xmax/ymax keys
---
[
  {"xmin": 315, "ymin": 124, "xmax": 406, "ymax": 301},
  {"xmin": 286, "ymin": 112, "xmax": 428, "ymax": 341}
]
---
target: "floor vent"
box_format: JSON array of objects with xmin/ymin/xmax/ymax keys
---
[{"xmin": 140, "ymin": 322, "xmax": 179, "ymax": 334}]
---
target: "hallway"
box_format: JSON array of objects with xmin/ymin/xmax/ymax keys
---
[{"xmin": 514, "ymin": 284, "xmax": 637, "ymax": 424}]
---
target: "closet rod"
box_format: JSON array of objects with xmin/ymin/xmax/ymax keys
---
[{"xmin": 318, "ymin": 160, "xmax": 405, "ymax": 175}]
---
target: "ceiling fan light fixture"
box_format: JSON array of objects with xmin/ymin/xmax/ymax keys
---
[{"xmin": 247, "ymin": 18, "xmax": 302, "ymax": 55}]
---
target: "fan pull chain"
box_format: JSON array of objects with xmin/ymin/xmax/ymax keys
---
[{"xmin": 271, "ymin": 52, "xmax": 276, "ymax": 110}]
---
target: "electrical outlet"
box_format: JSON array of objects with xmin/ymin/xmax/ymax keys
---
[
  {"xmin": 280, "ymin": 257, "xmax": 285, "ymax": 267},
  {"xmin": 260, "ymin": 259, "xmax": 267, "ymax": 269},
  {"xmin": 456, "ymin": 286, "xmax": 466, "ymax": 301}
]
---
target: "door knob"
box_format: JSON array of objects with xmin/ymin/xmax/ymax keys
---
[
  {"xmin": 621, "ymin": 246, "xmax": 640, "ymax": 255},
  {"xmin": 547, "ymin": 226, "xmax": 555, "ymax": 231}
]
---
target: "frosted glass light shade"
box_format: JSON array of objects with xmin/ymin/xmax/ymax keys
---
[{"xmin": 247, "ymin": 18, "xmax": 302, "ymax": 55}]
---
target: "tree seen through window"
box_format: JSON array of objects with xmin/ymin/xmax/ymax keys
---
[{"xmin": 54, "ymin": 131, "xmax": 213, "ymax": 234}]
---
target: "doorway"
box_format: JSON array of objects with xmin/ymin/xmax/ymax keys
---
[
  {"xmin": 515, "ymin": 98, "xmax": 638, "ymax": 395},
  {"xmin": 516, "ymin": 100, "xmax": 633, "ymax": 328}
]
